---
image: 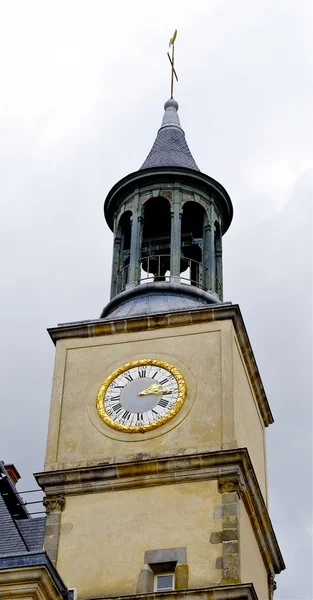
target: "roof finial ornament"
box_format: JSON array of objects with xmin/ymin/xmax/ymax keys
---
[{"xmin": 167, "ymin": 29, "xmax": 178, "ymax": 99}]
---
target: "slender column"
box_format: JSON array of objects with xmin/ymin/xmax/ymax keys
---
[
  {"xmin": 204, "ymin": 221, "xmax": 211, "ymax": 291},
  {"xmin": 216, "ymin": 228, "xmax": 223, "ymax": 300},
  {"xmin": 110, "ymin": 234, "xmax": 121, "ymax": 299},
  {"xmin": 209, "ymin": 211, "xmax": 216, "ymax": 292},
  {"xmin": 127, "ymin": 191, "xmax": 141, "ymax": 288},
  {"xmin": 170, "ymin": 186, "xmax": 181, "ymax": 282},
  {"xmin": 137, "ymin": 212, "xmax": 144, "ymax": 282},
  {"xmin": 43, "ymin": 495, "xmax": 65, "ymax": 566}
]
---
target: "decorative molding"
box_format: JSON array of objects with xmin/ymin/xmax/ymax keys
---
[
  {"xmin": 43, "ymin": 495, "xmax": 65, "ymax": 513},
  {"xmin": 99, "ymin": 583, "xmax": 259, "ymax": 600},
  {"xmin": 36, "ymin": 448, "xmax": 285, "ymax": 576},
  {"xmin": 268, "ymin": 574, "xmax": 277, "ymax": 599},
  {"xmin": 103, "ymin": 167, "xmax": 233, "ymax": 236},
  {"xmin": 48, "ymin": 304, "xmax": 273, "ymax": 428},
  {"xmin": 218, "ymin": 474, "xmax": 245, "ymax": 497}
]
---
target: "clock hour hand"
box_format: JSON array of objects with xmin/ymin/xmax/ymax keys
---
[{"xmin": 138, "ymin": 383, "xmax": 172, "ymax": 396}]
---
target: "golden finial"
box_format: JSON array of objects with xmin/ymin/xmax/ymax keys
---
[{"xmin": 167, "ymin": 29, "xmax": 178, "ymax": 99}]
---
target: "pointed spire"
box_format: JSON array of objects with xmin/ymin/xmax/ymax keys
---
[{"xmin": 140, "ymin": 99, "xmax": 200, "ymax": 171}]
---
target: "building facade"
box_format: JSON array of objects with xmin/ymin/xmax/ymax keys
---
[{"xmin": 35, "ymin": 97, "xmax": 285, "ymax": 599}]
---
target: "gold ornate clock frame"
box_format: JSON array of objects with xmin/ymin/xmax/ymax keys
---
[{"xmin": 96, "ymin": 358, "xmax": 187, "ymax": 433}]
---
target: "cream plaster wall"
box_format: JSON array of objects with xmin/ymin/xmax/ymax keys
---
[
  {"xmin": 240, "ymin": 500, "xmax": 269, "ymax": 600},
  {"xmin": 45, "ymin": 321, "xmax": 235, "ymax": 470},
  {"xmin": 45, "ymin": 320, "xmax": 268, "ymax": 483},
  {"xmin": 56, "ymin": 480, "xmax": 222, "ymax": 599},
  {"xmin": 233, "ymin": 337, "xmax": 267, "ymax": 501}
]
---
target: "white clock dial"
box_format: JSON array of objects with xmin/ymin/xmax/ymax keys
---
[{"xmin": 96, "ymin": 359, "xmax": 187, "ymax": 433}]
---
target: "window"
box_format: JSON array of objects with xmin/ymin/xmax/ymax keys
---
[
  {"xmin": 154, "ymin": 573, "xmax": 175, "ymax": 592},
  {"xmin": 138, "ymin": 547, "xmax": 188, "ymax": 592}
]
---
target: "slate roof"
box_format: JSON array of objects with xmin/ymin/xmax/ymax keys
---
[
  {"xmin": 0, "ymin": 494, "xmax": 27, "ymax": 554},
  {"xmin": 0, "ymin": 464, "xmax": 45, "ymax": 556},
  {"xmin": 17, "ymin": 517, "xmax": 46, "ymax": 551},
  {"xmin": 140, "ymin": 98, "xmax": 200, "ymax": 171}
]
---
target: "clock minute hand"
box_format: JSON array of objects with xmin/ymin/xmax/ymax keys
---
[{"xmin": 138, "ymin": 383, "xmax": 172, "ymax": 396}]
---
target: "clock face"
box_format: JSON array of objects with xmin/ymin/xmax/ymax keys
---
[{"xmin": 96, "ymin": 359, "xmax": 187, "ymax": 433}]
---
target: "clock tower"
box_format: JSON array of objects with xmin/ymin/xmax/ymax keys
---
[{"xmin": 36, "ymin": 95, "xmax": 285, "ymax": 599}]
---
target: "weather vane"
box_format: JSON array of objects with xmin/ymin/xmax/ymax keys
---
[{"xmin": 167, "ymin": 29, "xmax": 178, "ymax": 99}]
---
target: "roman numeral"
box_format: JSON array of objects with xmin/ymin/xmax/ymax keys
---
[
  {"xmin": 158, "ymin": 399, "xmax": 169, "ymax": 408},
  {"xmin": 152, "ymin": 371, "xmax": 158, "ymax": 379},
  {"xmin": 159, "ymin": 378, "xmax": 168, "ymax": 385},
  {"xmin": 138, "ymin": 367, "xmax": 147, "ymax": 378},
  {"xmin": 122, "ymin": 410, "xmax": 131, "ymax": 421},
  {"xmin": 113, "ymin": 403, "xmax": 122, "ymax": 412},
  {"xmin": 124, "ymin": 373, "xmax": 133, "ymax": 382},
  {"xmin": 109, "ymin": 395, "xmax": 120, "ymax": 402},
  {"xmin": 152, "ymin": 409, "xmax": 159, "ymax": 416}
]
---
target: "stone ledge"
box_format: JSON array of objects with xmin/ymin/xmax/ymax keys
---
[
  {"xmin": 86, "ymin": 583, "xmax": 259, "ymax": 600},
  {"xmin": 35, "ymin": 448, "xmax": 285, "ymax": 577}
]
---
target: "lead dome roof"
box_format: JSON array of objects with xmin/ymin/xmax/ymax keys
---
[{"xmin": 100, "ymin": 282, "xmax": 224, "ymax": 320}]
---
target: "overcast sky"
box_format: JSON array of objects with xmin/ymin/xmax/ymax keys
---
[{"xmin": 0, "ymin": 1, "xmax": 312, "ymax": 598}]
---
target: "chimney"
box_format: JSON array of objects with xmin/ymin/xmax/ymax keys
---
[{"xmin": 2, "ymin": 463, "xmax": 21, "ymax": 486}]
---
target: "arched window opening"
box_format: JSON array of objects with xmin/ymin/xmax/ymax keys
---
[
  {"xmin": 180, "ymin": 202, "xmax": 207, "ymax": 289},
  {"xmin": 214, "ymin": 221, "xmax": 222, "ymax": 297},
  {"xmin": 115, "ymin": 211, "xmax": 132, "ymax": 293},
  {"xmin": 140, "ymin": 197, "xmax": 171, "ymax": 283}
]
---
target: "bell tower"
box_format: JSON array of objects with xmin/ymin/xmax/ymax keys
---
[
  {"xmin": 103, "ymin": 97, "xmax": 231, "ymax": 317},
  {"xmin": 36, "ymin": 61, "xmax": 285, "ymax": 599}
]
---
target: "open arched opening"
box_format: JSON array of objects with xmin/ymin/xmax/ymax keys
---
[
  {"xmin": 180, "ymin": 202, "xmax": 207, "ymax": 289},
  {"xmin": 140, "ymin": 197, "xmax": 171, "ymax": 283},
  {"xmin": 114, "ymin": 211, "xmax": 132, "ymax": 294}
]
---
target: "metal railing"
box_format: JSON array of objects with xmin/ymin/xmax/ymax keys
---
[
  {"xmin": 113, "ymin": 255, "xmax": 222, "ymax": 297},
  {"xmin": 179, "ymin": 257, "xmax": 208, "ymax": 291},
  {"xmin": 140, "ymin": 254, "xmax": 208, "ymax": 292},
  {"xmin": 113, "ymin": 264, "xmax": 130, "ymax": 295},
  {"xmin": 140, "ymin": 254, "xmax": 171, "ymax": 283}
]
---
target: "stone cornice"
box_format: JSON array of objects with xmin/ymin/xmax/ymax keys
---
[
  {"xmin": 48, "ymin": 304, "xmax": 274, "ymax": 427},
  {"xmin": 35, "ymin": 448, "xmax": 284, "ymax": 575},
  {"xmin": 0, "ymin": 551, "xmax": 67, "ymax": 600},
  {"xmin": 103, "ymin": 166, "xmax": 233, "ymax": 234},
  {"xmin": 89, "ymin": 583, "xmax": 258, "ymax": 600}
]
